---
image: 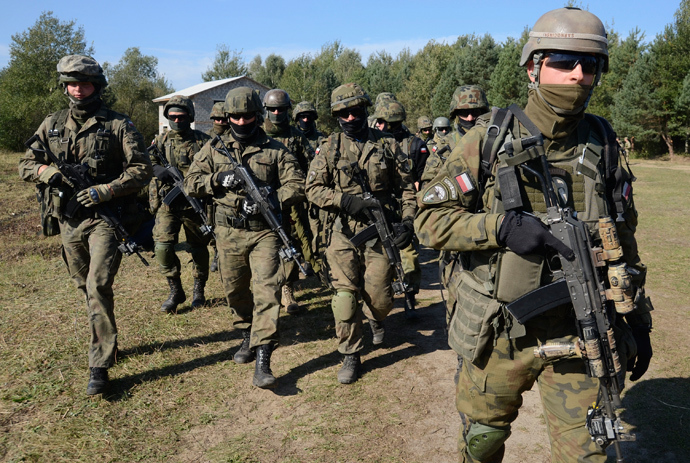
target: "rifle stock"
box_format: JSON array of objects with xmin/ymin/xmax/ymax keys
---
[{"xmin": 25, "ymin": 135, "xmax": 149, "ymax": 266}]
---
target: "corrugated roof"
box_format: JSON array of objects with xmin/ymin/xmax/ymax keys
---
[{"xmin": 153, "ymin": 75, "xmax": 246, "ymax": 102}]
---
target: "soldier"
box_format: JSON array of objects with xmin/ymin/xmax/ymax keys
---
[
  {"xmin": 373, "ymin": 100, "xmax": 428, "ymax": 303},
  {"xmin": 416, "ymin": 8, "xmax": 653, "ymax": 462},
  {"xmin": 368, "ymin": 92, "xmax": 398, "ymax": 128},
  {"xmin": 150, "ymin": 95, "xmax": 212, "ymax": 313},
  {"xmin": 208, "ymin": 101, "xmax": 229, "ymax": 137},
  {"xmin": 293, "ymin": 101, "xmax": 325, "ymax": 152},
  {"xmin": 416, "ymin": 115, "xmax": 434, "ymax": 144},
  {"xmin": 306, "ymin": 83, "xmax": 417, "ymax": 384},
  {"xmin": 449, "ymin": 85, "xmax": 490, "ymax": 138},
  {"xmin": 263, "ymin": 89, "xmax": 318, "ymax": 313},
  {"xmin": 207, "ymin": 101, "xmax": 227, "ymax": 273},
  {"xmin": 184, "ymin": 86, "xmax": 305, "ymax": 388},
  {"xmin": 19, "ymin": 55, "xmax": 152, "ymax": 395}
]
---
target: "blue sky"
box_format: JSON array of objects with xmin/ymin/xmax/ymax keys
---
[{"xmin": 1, "ymin": 0, "xmax": 681, "ymax": 91}]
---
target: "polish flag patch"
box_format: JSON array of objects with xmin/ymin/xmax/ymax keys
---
[
  {"xmin": 455, "ymin": 172, "xmax": 475, "ymax": 194},
  {"xmin": 622, "ymin": 181, "xmax": 631, "ymax": 201}
]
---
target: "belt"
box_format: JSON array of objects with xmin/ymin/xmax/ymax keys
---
[{"xmin": 215, "ymin": 210, "xmax": 270, "ymax": 231}]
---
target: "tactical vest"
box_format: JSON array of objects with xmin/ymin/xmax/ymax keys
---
[{"xmin": 447, "ymin": 106, "xmax": 634, "ymax": 363}]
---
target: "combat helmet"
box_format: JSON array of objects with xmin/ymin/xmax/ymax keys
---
[
  {"xmin": 224, "ymin": 86, "xmax": 264, "ymax": 115},
  {"xmin": 432, "ymin": 117, "xmax": 451, "ymax": 132},
  {"xmin": 331, "ymin": 83, "xmax": 372, "ymax": 114},
  {"xmin": 210, "ymin": 101, "xmax": 226, "ymax": 119},
  {"xmin": 520, "ymin": 7, "xmax": 609, "ymax": 72},
  {"xmin": 293, "ymin": 101, "xmax": 318, "ymax": 120},
  {"xmin": 374, "ymin": 100, "xmax": 406, "ymax": 123},
  {"xmin": 164, "ymin": 95, "xmax": 195, "ymax": 122},
  {"xmin": 417, "ymin": 116, "xmax": 433, "ymax": 131},
  {"xmin": 449, "ymin": 85, "xmax": 489, "ymax": 117},
  {"xmin": 263, "ymin": 89, "xmax": 292, "ymax": 109},
  {"xmin": 57, "ymin": 55, "xmax": 107, "ymax": 88},
  {"xmin": 374, "ymin": 92, "xmax": 398, "ymax": 107}
]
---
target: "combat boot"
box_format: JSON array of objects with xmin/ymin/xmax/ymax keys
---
[
  {"xmin": 191, "ymin": 278, "xmax": 206, "ymax": 308},
  {"xmin": 337, "ymin": 353, "xmax": 361, "ymax": 384},
  {"xmin": 86, "ymin": 367, "xmax": 109, "ymax": 395},
  {"xmin": 233, "ymin": 329, "xmax": 255, "ymax": 364},
  {"xmin": 210, "ymin": 249, "xmax": 218, "ymax": 272},
  {"xmin": 253, "ymin": 344, "xmax": 277, "ymax": 388},
  {"xmin": 161, "ymin": 277, "xmax": 186, "ymax": 313},
  {"xmin": 369, "ymin": 318, "xmax": 385, "ymax": 345},
  {"xmin": 281, "ymin": 283, "xmax": 299, "ymax": 314}
]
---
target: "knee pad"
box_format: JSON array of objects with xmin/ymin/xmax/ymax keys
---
[
  {"xmin": 331, "ymin": 290, "xmax": 357, "ymax": 322},
  {"xmin": 154, "ymin": 242, "xmax": 177, "ymax": 267},
  {"xmin": 465, "ymin": 422, "xmax": 510, "ymax": 462}
]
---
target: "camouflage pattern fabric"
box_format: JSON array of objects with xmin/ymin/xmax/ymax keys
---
[
  {"xmin": 151, "ymin": 129, "xmax": 212, "ymax": 279},
  {"xmin": 19, "ymin": 104, "xmax": 152, "ymax": 368},
  {"xmin": 415, "ymin": 98, "xmax": 649, "ymax": 462},
  {"xmin": 184, "ymin": 127, "xmax": 305, "ymax": 347},
  {"xmin": 306, "ymin": 128, "xmax": 416, "ymax": 354}
]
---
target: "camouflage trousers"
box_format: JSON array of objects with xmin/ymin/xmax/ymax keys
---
[
  {"xmin": 153, "ymin": 206, "xmax": 211, "ymax": 280},
  {"xmin": 283, "ymin": 202, "xmax": 320, "ymax": 283},
  {"xmin": 59, "ymin": 216, "xmax": 122, "ymax": 368},
  {"xmin": 400, "ymin": 236, "xmax": 421, "ymax": 294},
  {"xmin": 326, "ymin": 231, "xmax": 394, "ymax": 354},
  {"xmin": 216, "ymin": 225, "xmax": 285, "ymax": 348},
  {"xmin": 456, "ymin": 318, "xmax": 606, "ymax": 463}
]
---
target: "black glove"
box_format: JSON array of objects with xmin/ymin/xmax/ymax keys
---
[
  {"xmin": 241, "ymin": 196, "xmax": 260, "ymax": 216},
  {"xmin": 340, "ymin": 193, "xmax": 377, "ymax": 219},
  {"xmin": 48, "ymin": 173, "xmax": 64, "ymax": 187},
  {"xmin": 498, "ymin": 211, "xmax": 575, "ymax": 260},
  {"xmin": 393, "ymin": 218, "xmax": 414, "ymax": 249},
  {"xmin": 627, "ymin": 325, "xmax": 652, "ymax": 381},
  {"xmin": 152, "ymin": 164, "xmax": 174, "ymax": 183},
  {"xmin": 216, "ymin": 170, "xmax": 241, "ymax": 190}
]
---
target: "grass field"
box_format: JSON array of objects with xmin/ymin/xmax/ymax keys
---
[{"xmin": 1, "ymin": 151, "xmax": 688, "ymax": 463}]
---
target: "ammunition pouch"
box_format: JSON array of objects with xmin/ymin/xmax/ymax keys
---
[
  {"xmin": 494, "ymin": 250, "xmax": 544, "ymax": 303},
  {"xmin": 36, "ymin": 183, "xmax": 62, "ymax": 236}
]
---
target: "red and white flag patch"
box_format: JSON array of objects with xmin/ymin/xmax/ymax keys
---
[
  {"xmin": 455, "ymin": 172, "xmax": 475, "ymax": 194},
  {"xmin": 622, "ymin": 181, "xmax": 631, "ymax": 201}
]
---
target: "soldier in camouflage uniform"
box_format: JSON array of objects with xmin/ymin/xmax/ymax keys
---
[
  {"xmin": 373, "ymin": 100, "xmax": 428, "ymax": 302},
  {"xmin": 206, "ymin": 101, "xmax": 227, "ymax": 273},
  {"xmin": 185, "ymin": 86, "xmax": 305, "ymax": 388},
  {"xmin": 306, "ymin": 83, "xmax": 417, "ymax": 384},
  {"xmin": 207, "ymin": 101, "xmax": 229, "ymax": 137},
  {"xmin": 415, "ymin": 8, "xmax": 653, "ymax": 462},
  {"xmin": 293, "ymin": 101, "xmax": 325, "ymax": 152},
  {"xmin": 416, "ymin": 115, "xmax": 434, "ymax": 144},
  {"xmin": 421, "ymin": 88, "xmax": 490, "ymax": 188},
  {"xmin": 367, "ymin": 92, "xmax": 398, "ymax": 128},
  {"xmin": 150, "ymin": 95, "xmax": 212, "ymax": 313},
  {"xmin": 19, "ymin": 55, "xmax": 152, "ymax": 395},
  {"xmin": 263, "ymin": 89, "xmax": 318, "ymax": 313}
]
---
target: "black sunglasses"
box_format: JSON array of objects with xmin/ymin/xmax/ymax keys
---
[
  {"xmin": 456, "ymin": 108, "xmax": 484, "ymax": 119},
  {"xmin": 544, "ymin": 52, "xmax": 598, "ymax": 75},
  {"xmin": 336, "ymin": 107, "xmax": 366, "ymax": 119}
]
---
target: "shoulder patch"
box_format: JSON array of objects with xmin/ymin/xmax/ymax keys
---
[
  {"xmin": 454, "ymin": 171, "xmax": 475, "ymax": 194},
  {"xmin": 422, "ymin": 181, "xmax": 451, "ymax": 204}
]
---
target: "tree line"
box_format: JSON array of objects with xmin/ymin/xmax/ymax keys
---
[{"xmin": 2, "ymin": 3, "xmax": 690, "ymax": 158}]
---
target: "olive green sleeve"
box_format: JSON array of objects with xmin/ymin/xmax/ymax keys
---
[
  {"xmin": 276, "ymin": 148, "xmax": 306, "ymax": 207},
  {"xmin": 108, "ymin": 117, "xmax": 152, "ymax": 197}
]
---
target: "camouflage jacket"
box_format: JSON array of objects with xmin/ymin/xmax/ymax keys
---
[
  {"xmin": 394, "ymin": 127, "xmax": 429, "ymax": 184},
  {"xmin": 305, "ymin": 128, "xmax": 416, "ymax": 239},
  {"xmin": 184, "ymin": 128, "xmax": 305, "ymax": 219},
  {"xmin": 20, "ymin": 105, "xmax": 152, "ymax": 201},
  {"xmin": 303, "ymin": 129, "xmax": 326, "ymax": 154},
  {"xmin": 415, "ymin": 104, "xmax": 651, "ymax": 326},
  {"xmin": 263, "ymin": 120, "xmax": 315, "ymax": 174}
]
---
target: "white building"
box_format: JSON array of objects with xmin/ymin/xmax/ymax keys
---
[{"xmin": 153, "ymin": 76, "xmax": 270, "ymax": 135}]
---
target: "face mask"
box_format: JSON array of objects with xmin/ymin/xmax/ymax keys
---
[
  {"xmin": 298, "ymin": 119, "xmax": 314, "ymax": 134},
  {"xmin": 538, "ymin": 84, "xmax": 592, "ymax": 114},
  {"xmin": 169, "ymin": 120, "xmax": 190, "ymax": 132},
  {"xmin": 267, "ymin": 108, "xmax": 289, "ymax": 125},
  {"xmin": 339, "ymin": 115, "xmax": 368, "ymax": 139},
  {"xmin": 456, "ymin": 117, "xmax": 475, "ymax": 131},
  {"xmin": 229, "ymin": 120, "xmax": 258, "ymax": 140}
]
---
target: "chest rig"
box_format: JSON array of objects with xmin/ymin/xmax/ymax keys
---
[{"xmin": 47, "ymin": 109, "xmax": 120, "ymax": 183}]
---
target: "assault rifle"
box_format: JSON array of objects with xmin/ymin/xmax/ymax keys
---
[
  {"xmin": 502, "ymin": 133, "xmax": 634, "ymax": 462},
  {"xmin": 147, "ymin": 144, "xmax": 215, "ymax": 239},
  {"xmin": 346, "ymin": 162, "xmax": 417, "ymax": 319},
  {"xmin": 211, "ymin": 136, "xmax": 312, "ymax": 276},
  {"xmin": 25, "ymin": 134, "xmax": 149, "ymax": 266}
]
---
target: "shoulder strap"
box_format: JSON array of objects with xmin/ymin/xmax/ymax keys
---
[
  {"xmin": 47, "ymin": 109, "xmax": 72, "ymax": 161},
  {"xmin": 481, "ymin": 107, "xmax": 513, "ymax": 179}
]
